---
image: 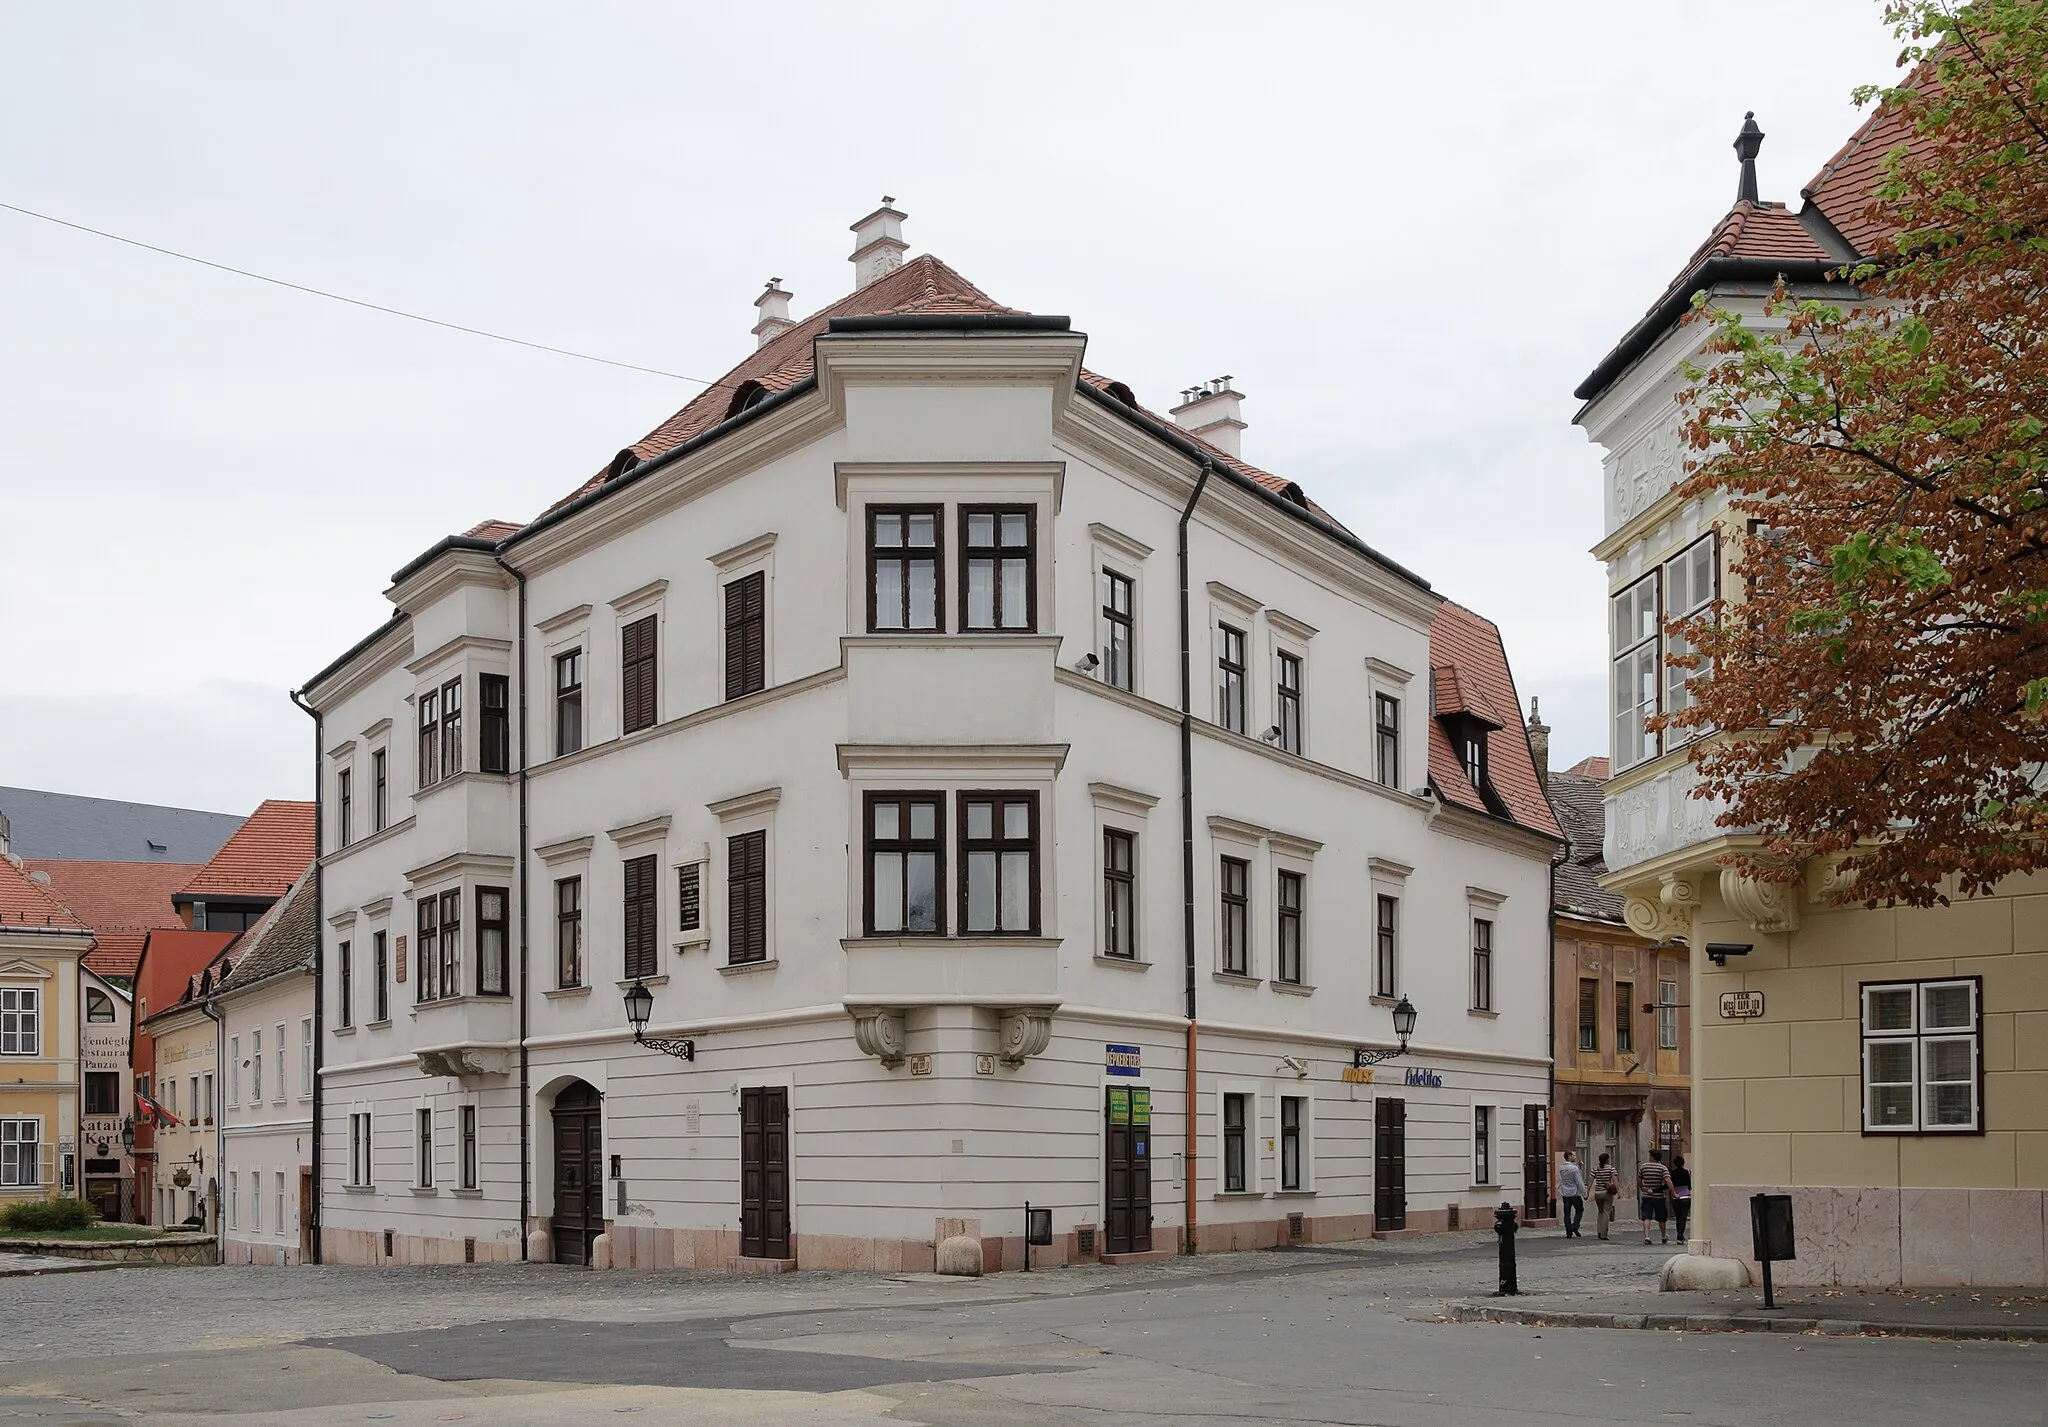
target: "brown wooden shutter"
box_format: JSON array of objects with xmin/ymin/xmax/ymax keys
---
[
  {"xmin": 621, "ymin": 615, "xmax": 657, "ymax": 733},
  {"xmin": 727, "ymin": 830, "xmax": 767, "ymax": 963},
  {"xmin": 623, "ymin": 854, "xmax": 658, "ymax": 979},
  {"xmin": 724, "ymin": 573, "xmax": 765, "ymax": 700}
]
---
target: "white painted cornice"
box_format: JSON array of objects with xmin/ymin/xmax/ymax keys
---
[
  {"xmin": 536, "ymin": 836, "xmax": 595, "ymax": 865},
  {"xmin": 535, "ymin": 602, "xmax": 592, "ymax": 635},
  {"xmin": 835, "ymin": 745, "xmax": 1069, "ymax": 777},
  {"xmin": 405, "ymin": 633, "xmax": 512, "ymax": 677},
  {"xmin": 606, "ymin": 815, "xmax": 673, "ymax": 849},
  {"xmin": 307, "ymin": 619, "xmax": 413, "ymax": 711},
  {"xmin": 403, "ymin": 850, "xmax": 516, "ymax": 888},
  {"xmin": 1087, "ymin": 522, "xmax": 1154, "ymax": 563},
  {"xmin": 607, "ymin": 579, "xmax": 669, "ymax": 614},
  {"xmin": 834, "ymin": 461, "xmax": 1066, "ymax": 513},
  {"xmin": 385, "ymin": 548, "xmax": 511, "ymax": 616},
  {"xmin": 1088, "ymin": 782, "xmax": 1160, "ymax": 816},
  {"xmin": 707, "ymin": 786, "xmax": 782, "ymax": 820},
  {"xmin": 709, "ymin": 532, "xmax": 778, "ymax": 572}
]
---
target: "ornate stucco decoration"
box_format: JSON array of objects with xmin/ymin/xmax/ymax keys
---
[
  {"xmin": 1623, "ymin": 872, "xmax": 1701, "ymax": 941},
  {"xmin": 851, "ymin": 1007, "xmax": 907, "ymax": 1069},
  {"xmin": 1719, "ymin": 866, "xmax": 1801, "ymax": 933},
  {"xmin": 415, "ymin": 1046, "xmax": 511, "ymax": 1080},
  {"xmin": 1804, "ymin": 854, "xmax": 1858, "ymax": 907},
  {"xmin": 996, "ymin": 1008, "xmax": 1054, "ymax": 1067}
]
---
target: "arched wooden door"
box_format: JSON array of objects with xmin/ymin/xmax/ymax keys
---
[{"xmin": 550, "ymin": 1082, "xmax": 604, "ymax": 1267}]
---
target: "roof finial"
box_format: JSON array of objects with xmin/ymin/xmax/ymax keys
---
[{"xmin": 1734, "ymin": 111, "xmax": 1765, "ymax": 205}]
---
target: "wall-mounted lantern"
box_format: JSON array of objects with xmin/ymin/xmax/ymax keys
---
[
  {"xmin": 622, "ymin": 979, "xmax": 695, "ymax": 1062},
  {"xmin": 1353, "ymin": 996, "xmax": 1418, "ymax": 1069}
]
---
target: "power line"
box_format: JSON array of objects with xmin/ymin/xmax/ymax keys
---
[{"xmin": 0, "ymin": 200, "xmax": 711, "ymax": 385}]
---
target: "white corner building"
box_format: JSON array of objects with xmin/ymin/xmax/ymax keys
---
[{"xmin": 304, "ymin": 204, "xmax": 1563, "ymax": 1270}]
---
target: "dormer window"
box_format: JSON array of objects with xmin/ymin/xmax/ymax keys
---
[
  {"xmin": 1433, "ymin": 662, "xmax": 1510, "ymax": 819},
  {"xmin": 1463, "ymin": 734, "xmax": 1483, "ymax": 789}
]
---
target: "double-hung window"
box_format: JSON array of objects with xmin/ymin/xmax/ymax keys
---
[
  {"xmin": 1373, "ymin": 895, "xmax": 1398, "ymax": 998},
  {"xmin": 336, "ymin": 769, "xmax": 352, "ymax": 849},
  {"xmin": 228, "ymin": 1172, "xmax": 238, "ymax": 1228},
  {"xmin": 459, "ymin": 1105, "xmax": 478, "ymax": 1190},
  {"xmin": 1658, "ymin": 980, "xmax": 1679, "ymax": 1050},
  {"xmin": 276, "ymin": 1172, "xmax": 286, "ymax": 1233},
  {"xmin": 622, "ymin": 615, "xmax": 658, "ymax": 731},
  {"xmin": 1101, "ymin": 569, "xmax": 1134, "ymax": 689},
  {"xmin": 555, "ymin": 877, "xmax": 583, "ymax": 989},
  {"xmin": 1663, "ymin": 534, "xmax": 1716, "ymax": 738},
  {"xmin": 1218, "ymin": 856, "xmax": 1250, "ymax": 975},
  {"xmin": 961, "ymin": 508, "xmax": 1034, "ymax": 631},
  {"xmin": 437, "ymin": 891, "xmax": 462, "ymax": 1001},
  {"xmin": 1221, "ymin": 1092, "xmax": 1249, "ymax": 1193},
  {"xmin": 337, "ymin": 940, "xmax": 353, "ymax": 1029},
  {"xmin": 479, "ymin": 673, "xmax": 510, "ymax": 774},
  {"xmin": 1862, "ymin": 978, "xmax": 1982, "ymax": 1133},
  {"xmin": 723, "ymin": 574, "xmax": 766, "ymax": 699},
  {"xmin": 1579, "ymin": 978, "xmax": 1600, "ymax": 1052},
  {"xmin": 1216, "ymin": 625, "xmax": 1247, "ymax": 733},
  {"xmin": 372, "ymin": 748, "xmax": 388, "ymax": 831},
  {"xmin": 1374, "ymin": 693, "xmax": 1400, "ymax": 788},
  {"xmin": 1611, "ymin": 574, "xmax": 1660, "ymax": 770},
  {"xmin": 622, "ymin": 855, "xmax": 658, "ymax": 980},
  {"xmin": 1102, "ymin": 829, "xmax": 1136, "ymax": 959},
  {"xmin": 1279, "ymin": 1096, "xmax": 1305, "ymax": 1191},
  {"xmin": 372, "ymin": 931, "xmax": 389, "ymax": 1022},
  {"xmin": 1275, "ymin": 870, "xmax": 1304, "ymax": 985},
  {"xmin": 476, "ymin": 887, "xmax": 509, "ymax": 995},
  {"xmin": 417, "ymin": 687, "xmax": 440, "ymax": 788},
  {"xmin": 299, "ymin": 1020, "xmax": 312, "ymax": 1099},
  {"xmin": 960, "ymin": 793, "xmax": 1038, "ymax": 935},
  {"xmin": 1615, "ymin": 982, "xmax": 1635, "ymax": 1054},
  {"xmin": 0, "ymin": 988, "xmax": 36, "ymax": 1056},
  {"xmin": 866, "ymin": 794, "xmax": 943, "ymax": 935},
  {"xmin": 349, "ymin": 1111, "xmax": 372, "ymax": 1187},
  {"xmin": 228, "ymin": 1037, "xmax": 240, "ymax": 1106},
  {"xmin": 250, "ymin": 1030, "xmax": 263, "ymax": 1101},
  {"xmin": 727, "ymin": 831, "xmax": 769, "ymax": 963},
  {"xmin": 439, "ymin": 678, "xmax": 463, "ymax": 777},
  {"xmin": 1471, "ymin": 919, "xmax": 1494, "ymax": 1011},
  {"xmin": 868, "ymin": 507, "xmax": 941, "ymax": 631},
  {"xmin": 1275, "ymin": 651, "xmax": 1303, "ymax": 754},
  {"xmin": 416, "ymin": 1108, "xmax": 434, "ymax": 1189},
  {"xmin": 554, "ymin": 649, "xmax": 584, "ymax": 756},
  {"xmin": 1474, "ymin": 1105, "xmax": 1494, "ymax": 1185},
  {"xmin": 273, "ymin": 1023, "xmax": 285, "ymax": 1102}
]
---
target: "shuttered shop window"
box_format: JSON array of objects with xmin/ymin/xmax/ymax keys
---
[
  {"xmin": 724, "ymin": 573, "xmax": 765, "ymax": 700},
  {"xmin": 621, "ymin": 615, "xmax": 657, "ymax": 734}
]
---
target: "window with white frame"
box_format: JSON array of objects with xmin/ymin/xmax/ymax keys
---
[
  {"xmin": 1662, "ymin": 534, "xmax": 1716, "ymax": 738},
  {"xmin": 349, "ymin": 1111, "xmax": 372, "ymax": 1187},
  {"xmin": 300, "ymin": 1018, "xmax": 314, "ymax": 1099},
  {"xmin": 228, "ymin": 1037, "xmax": 240, "ymax": 1106},
  {"xmin": 276, "ymin": 1171, "xmax": 286, "ymax": 1234},
  {"xmin": 0, "ymin": 1118, "xmax": 38, "ymax": 1186},
  {"xmin": 416, "ymin": 1107, "xmax": 435, "ymax": 1188},
  {"xmin": 1221, "ymin": 1091, "xmax": 1251, "ymax": 1193},
  {"xmin": 1473, "ymin": 1104, "xmax": 1494, "ymax": 1185},
  {"xmin": 1611, "ymin": 573, "xmax": 1660, "ymax": 770},
  {"xmin": 0, "ymin": 988, "xmax": 38, "ymax": 1056},
  {"xmin": 251, "ymin": 1029, "xmax": 263, "ymax": 1101},
  {"xmin": 273, "ymin": 1022, "xmax": 286, "ymax": 1102},
  {"xmin": 1279, "ymin": 1095, "xmax": 1307, "ymax": 1191},
  {"xmin": 251, "ymin": 1171, "xmax": 262, "ymax": 1232},
  {"xmin": 1862, "ymin": 978, "xmax": 1982, "ymax": 1133},
  {"xmin": 228, "ymin": 1171, "xmax": 238, "ymax": 1228}
]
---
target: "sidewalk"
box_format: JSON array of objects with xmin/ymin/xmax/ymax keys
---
[
  {"xmin": 0, "ymin": 1252, "xmax": 117, "ymax": 1279},
  {"xmin": 1441, "ymin": 1284, "xmax": 2048, "ymax": 1341}
]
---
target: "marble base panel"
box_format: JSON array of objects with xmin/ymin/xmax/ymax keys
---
[
  {"xmin": 1707, "ymin": 1183, "xmax": 2048, "ymax": 1287},
  {"xmin": 319, "ymin": 1226, "xmax": 519, "ymax": 1265}
]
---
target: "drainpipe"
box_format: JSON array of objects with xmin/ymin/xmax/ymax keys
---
[
  {"xmin": 199, "ymin": 993, "xmax": 225, "ymax": 1263},
  {"xmin": 288, "ymin": 688, "xmax": 323, "ymax": 1264},
  {"xmin": 496, "ymin": 555, "xmax": 532, "ymax": 1260},
  {"xmin": 1177, "ymin": 457, "xmax": 1213, "ymax": 1255}
]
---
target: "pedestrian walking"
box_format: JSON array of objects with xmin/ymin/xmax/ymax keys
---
[
  {"xmin": 1637, "ymin": 1147, "xmax": 1674, "ymax": 1245},
  {"xmin": 1589, "ymin": 1152, "xmax": 1618, "ymax": 1240},
  {"xmin": 1557, "ymin": 1151, "xmax": 1586, "ymax": 1238},
  {"xmin": 1670, "ymin": 1153, "xmax": 1692, "ymax": 1244}
]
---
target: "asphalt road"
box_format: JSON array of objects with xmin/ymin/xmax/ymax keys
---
[{"xmin": 0, "ymin": 1235, "xmax": 2039, "ymax": 1425}]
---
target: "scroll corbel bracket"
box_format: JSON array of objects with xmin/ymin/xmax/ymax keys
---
[{"xmin": 851, "ymin": 1007, "xmax": 907, "ymax": 1069}]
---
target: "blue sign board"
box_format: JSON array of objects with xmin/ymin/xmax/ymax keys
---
[{"xmin": 1105, "ymin": 1043, "xmax": 1141, "ymax": 1076}]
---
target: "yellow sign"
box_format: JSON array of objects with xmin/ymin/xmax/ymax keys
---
[{"xmin": 1342, "ymin": 1066, "xmax": 1375, "ymax": 1084}]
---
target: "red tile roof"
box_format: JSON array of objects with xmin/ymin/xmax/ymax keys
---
[
  {"xmin": 464, "ymin": 519, "xmax": 524, "ymax": 541},
  {"xmin": 0, "ymin": 858, "xmax": 89, "ymax": 932},
  {"xmin": 132, "ymin": 929, "xmax": 237, "ymax": 1024},
  {"xmin": 1425, "ymin": 603, "xmax": 1562, "ymax": 840},
  {"xmin": 1637, "ymin": 201, "xmax": 1838, "ymax": 323},
  {"xmin": 25, "ymin": 860, "xmax": 198, "ymax": 977},
  {"xmin": 1565, "ymin": 755, "xmax": 1611, "ymax": 779},
  {"xmin": 176, "ymin": 799, "xmax": 316, "ymax": 902},
  {"xmin": 1802, "ymin": 71, "xmax": 1940, "ymax": 256}
]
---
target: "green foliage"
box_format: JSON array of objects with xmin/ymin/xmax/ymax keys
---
[{"xmin": 0, "ymin": 1196, "xmax": 99, "ymax": 1232}]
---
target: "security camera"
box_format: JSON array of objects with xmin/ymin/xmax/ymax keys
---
[
  {"xmin": 1705, "ymin": 942, "xmax": 1753, "ymax": 967},
  {"xmin": 1260, "ymin": 725, "xmax": 1284, "ymax": 743},
  {"xmin": 1279, "ymin": 1055, "xmax": 1310, "ymax": 1078},
  {"xmin": 1073, "ymin": 653, "xmax": 1099, "ymax": 674}
]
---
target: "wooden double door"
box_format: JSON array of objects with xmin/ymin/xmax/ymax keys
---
[
  {"xmin": 551, "ymin": 1082, "xmax": 604, "ymax": 1267},
  {"xmin": 1373, "ymin": 1097, "xmax": 1406, "ymax": 1231},
  {"xmin": 1103, "ymin": 1086, "xmax": 1151, "ymax": 1255},
  {"xmin": 739, "ymin": 1086, "xmax": 789, "ymax": 1261}
]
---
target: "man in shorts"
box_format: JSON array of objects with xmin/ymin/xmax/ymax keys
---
[{"xmin": 1636, "ymin": 1147, "xmax": 1674, "ymax": 1245}]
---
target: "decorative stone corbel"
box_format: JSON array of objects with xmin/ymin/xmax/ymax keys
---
[
  {"xmin": 1719, "ymin": 866, "xmax": 1801, "ymax": 933},
  {"xmin": 851, "ymin": 1007, "xmax": 907, "ymax": 1069},
  {"xmin": 996, "ymin": 1008, "xmax": 1054, "ymax": 1067},
  {"xmin": 414, "ymin": 1046, "xmax": 512, "ymax": 1080},
  {"xmin": 1804, "ymin": 854, "xmax": 1857, "ymax": 907},
  {"xmin": 1622, "ymin": 872, "xmax": 1701, "ymax": 942}
]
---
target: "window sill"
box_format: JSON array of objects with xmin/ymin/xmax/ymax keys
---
[
  {"xmin": 719, "ymin": 959, "xmax": 777, "ymax": 977},
  {"xmin": 1369, "ymin": 995, "xmax": 1399, "ymax": 1008},
  {"xmin": 1272, "ymin": 1189, "xmax": 1317, "ymax": 1198},
  {"xmin": 1095, "ymin": 955, "xmax": 1148, "ymax": 971},
  {"xmin": 1212, "ymin": 1190, "xmax": 1265, "ymax": 1200},
  {"xmin": 332, "ymin": 1026, "xmax": 356, "ymax": 1037},
  {"xmin": 409, "ymin": 1186, "xmax": 438, "ymax": 1196},
  {"xmin": 614, "ymin": 975, "xmax": 668, "ymax": 989},
  {"xmin": 1467, "ymin": 1008, "xmax": 1499, "ymax": 1019},
  {"xmin": 1271, "ymin": 981, "xmax": 1315, "ymax": 997},
  {"xmin": 841, "ymin": 936, "xmax": 1059, "ymax": 950},
  {"xmin": 543, "ymin": 986, "xmax": 591, "ymax": 1000},
  {"xmin": 1470, "ymin": 1183, "xmax": 1501, "ymax": 1192},
  {"xmin": 342, "ymin": 1184, "xmax": 375, "ymax": 1194},
  {"xmin": 449, "ymin": 1188, "xmax": 484, "ymax": 1199},
  {"xmin": 319, "ymin": 815, "xmax": 416, "ymax": 866},
  {"xmin": 365, "ymin": 1019, "xmax": 393, "ymax": 1031},
  {"xmin": 1211, "ymin": 971, "xmax": 1260, "ymax": 988},
  {"xmin": 673, "ymin": 937, "xmax": 710, "ymax": 954}
]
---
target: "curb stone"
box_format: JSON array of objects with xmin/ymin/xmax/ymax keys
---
[{"xmin": 1444, "ymin": 1302, "xmax": 2047, "ymax": 1343}]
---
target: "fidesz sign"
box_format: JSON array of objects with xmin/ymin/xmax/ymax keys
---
[
  {"xmin": 1105, "ymin": 1044, "xmax": 1142, "ymax": 1077},
  {"xmin": 1402, "ymin": 1067, "xmax": 1444, "ymax": 1088}
]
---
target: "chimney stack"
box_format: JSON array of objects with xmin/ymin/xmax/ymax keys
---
[
  {"xmin": 849, "ymin": 197, "xmax": 908, "ymax": 288},
  {"xmin": 1169, "ymin": 377, "xmax": 1246, "ymax": 458},
  {"xmin": 752, "ymin": 277, "xmax": 796, "ymax": 349},
  {"xmin": 1527, "ymin": 696, "xmax": 1550, "ymax": 786}
]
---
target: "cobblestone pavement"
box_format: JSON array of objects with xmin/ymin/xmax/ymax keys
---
[{"xmin": 0, "ymin": 1234, "xmax": 2038, "ymax": 1425}]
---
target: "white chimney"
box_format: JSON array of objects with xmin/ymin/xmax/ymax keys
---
[
  {"xmin": 752, "ymin": 277, "xmax": 795, "ymax": 348},
  {"xmin": 1169, "ymin": 377, "xmax": 1246, "ymax": 458},
  {"xmin": 849, "ymin": 197, "xmax": 908, "ymax": 288}
]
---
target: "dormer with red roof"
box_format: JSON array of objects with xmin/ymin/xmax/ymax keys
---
[{"xmin": 171, "ymin": 799, "xmax": 315, "ymax": 935}]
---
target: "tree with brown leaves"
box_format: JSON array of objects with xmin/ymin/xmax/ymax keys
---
[{"xmin": 1669, "ymin": 0, "xmax": 2048, "ymax": 905}]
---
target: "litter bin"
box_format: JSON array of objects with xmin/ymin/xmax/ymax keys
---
[{"xmin": 1749, "ymin": 1193, "xmax": 1796, "ymax": 1308}]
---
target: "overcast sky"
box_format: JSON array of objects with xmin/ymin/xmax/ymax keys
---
[{"xmin": 0, "ymin": 2, "xmax": 1901, "ymax": 816}]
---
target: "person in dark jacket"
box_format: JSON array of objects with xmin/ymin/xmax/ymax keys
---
[
  {"xmin": 1637, "ymin": 1148, "xmax": 1674, "ymax": 1245},
  {"xmin": 1670, "ymin": 1154, "xmax": 1693, "ymax": 1244}
]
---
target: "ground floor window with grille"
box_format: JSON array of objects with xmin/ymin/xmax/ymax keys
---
[
  {"xmin": 1862, "ymin": 977, "xmax": 1982, "ymax": 1132},
  {"xmin": 349, "ymin": 1112, "xmax": 372, "ymax": 1186},
  {"xmin": 0, "ymin": 1118, "xmax": 36, "ymax": 1187},
  {"xmin": 1222, "ymin": 1092, "xmax": 1249, "ymax": 1192}
]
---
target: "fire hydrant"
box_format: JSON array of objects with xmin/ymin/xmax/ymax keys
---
[{"xmin": 1493, "ymin": 1202, "xmax": 1520, "ymax": 1296}]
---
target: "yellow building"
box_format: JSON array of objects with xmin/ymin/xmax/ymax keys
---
[
  {"xmin": 0, "ymin": 859, "xmax": 94, "ymax": 1204},
  {"xmin": 1574, "ymin": 108, "xmax": 2047, "ymax": 1286}
]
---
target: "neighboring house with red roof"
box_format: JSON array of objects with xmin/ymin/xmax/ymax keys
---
[
  {"xmin": 172, "ymin": 799, "xmax": 316, "ymax": 935},
  {"xmin": 304, "ymin": 201, "xmax": 1561, "ymax": 1271},
  {"xmin": 1575, "ymin": 85, "xmax": 2043, "ymax": 1286},
  {"xmin": 127, "ymin": 927, "xmax": 236, "ymax": 1224},
  {"xmin": 26, "ymin": 859, "xmax": 198, "ymax": 980},
  {"xmin": 0, "ymin": 857, "xmax": 95, "ymax": 1204}
]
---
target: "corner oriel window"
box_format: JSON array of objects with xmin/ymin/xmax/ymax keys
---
[
  {"xmin": 622, "ymin": 615, "xmax": 658, "ymax": 732},
  {"xmin": 1374, "ymin": 693, "xmax": 1400, "ymax": 788},
  {"xmin": 417, "ymin": 687, "xmax": 440, "ymax": 789},
  {"xmin": 1216, "ymin": 625, "xmax": 1247, "ymax": 733},
  {"xmin": 439, "ymin": 677, "xmax": 462, "ymax": 778},
  {"xmin": 961, "ymin": 507, "xmax": 1033, "ymax": 631},
  {"xmin": 723, "ymin": 574, "xmax": 766, "ymax": 699},
  {"xmin": 1103, "ymin": 829, "xmax": 1136, "ymax": 959},
  {"xmin": 476, "ymin": 887, "xmax": 509, "ymax": 996},
  {"xmin": 1219, "ymin": 856, "xmax": 1250, "ymax": 975},
  {"xmin": 555, "ymin": 876, "xmax": 583, "ymax": 989},
  {"xmin": 866, "ymin": 793, "xmax": 943, "ymax": 936},
  {"xmin": 1663, "ymin": 534, "xmax": 1717, "ymax": 740},
  {"xmin": 1101, "ymin": 569, "xmax": 1134, "ymax": 690},
  {"xmin": 479, "ymin": 673, "xmax": 510, "ymax": 775},
  {"xmin": 868, "ymin": 507, "xmax": 941, "ymax": 632},
  {"xmin": 554, "ymin": 649, "xmax": 584, "ymax": 756},
  {"xmin": 1611, "ymin": 573, "xmax": 1660, "ymax": 770},
  {"xmin": 960, "ymin": 793, "xmax": 1038, "ymax": 935}
]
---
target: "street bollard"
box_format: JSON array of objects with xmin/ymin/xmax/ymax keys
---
[{"xmin": 1493, "ymin": 1202, "xmax": 1519, "ymax": 1296}]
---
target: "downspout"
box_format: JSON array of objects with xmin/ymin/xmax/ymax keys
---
[
  {"xmin": 1178, "ymin": 457, "xmax": 1213, "ymax": 1255},
  {"xmin": 288, "ymin": 687, "xmax": 322, "ymax": 1264},
  {"xmin": 1547, "ymin": 849, "xmax": 1561, "ymax": 1213},
  {"xmin": 496, "ymin": 555, "xmax": 532, "ymax": 1260},
  {"xmin": 199, "ymin": 993, "xmax": 225, "ymax": 1263}
]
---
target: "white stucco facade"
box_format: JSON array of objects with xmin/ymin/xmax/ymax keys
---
[
  {"xmin": 218, "ymin": 969, "xmax": 315, "ymax": 1265},
  {"xmin": 306, "ymin": 266, "xmax": 1558, "ymax": 1270}
]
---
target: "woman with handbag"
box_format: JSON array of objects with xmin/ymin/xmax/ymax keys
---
[
  {"xmin": 1588, "ymin": 1152, "xmax": 1619, "ymax": 1241},
  {"xmin": 1670, "ymin": 1154, "xmax": 1693, "ymax": 1244}
]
